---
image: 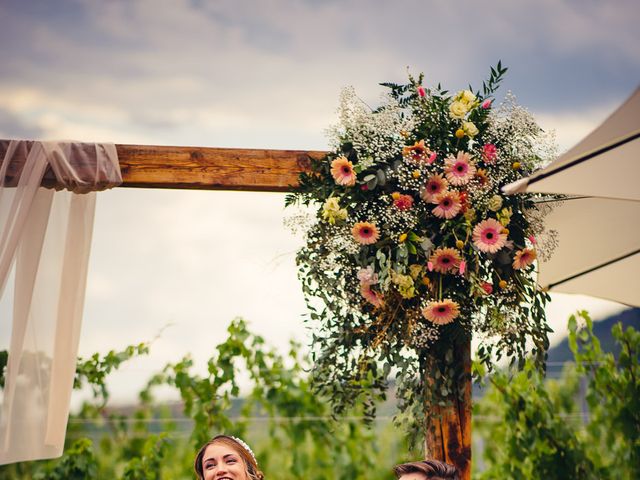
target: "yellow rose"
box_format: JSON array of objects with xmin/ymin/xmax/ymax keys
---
[
  {"xmin": 462, "ymin": 121, "xmax": 479, "ymax": 138},
  {"xmin": 409, "ymin": 264, "xmax": 423, "ymax": 280},
  {"xmin": 392, "ymin": 272, "xmax": 415, "ymax": 299},
  {"xmin": 449, "ymin": 101, "xmax": 468, "ymax": 119},
  {"xmin": 464, "ymin": 208, "xmax": 476, "ymax": 222},
  {"xmin": 497, "ymin": 207, "xmax": 512, "ymax": 226},
  {"xmin": 488, "ymin": 195, "xmax": 503, "ymax": 212},
  {"xmin": 456, "ymin": 89, "xmax": 477, "ymax": 105}
]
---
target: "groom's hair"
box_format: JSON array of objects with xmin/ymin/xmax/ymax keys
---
[{"xmin": 393, "ymin": 459, "xmax": 460, "ymax": 480}]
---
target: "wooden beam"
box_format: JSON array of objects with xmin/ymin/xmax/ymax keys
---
[{"xmin": 0, "ymin": 140, "xmax": 324, "ymax": 192}]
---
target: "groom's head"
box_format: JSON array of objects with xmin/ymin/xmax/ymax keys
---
[{"xmin": 393, "ymin": 460, "xmax": 459, "ymax": 480}]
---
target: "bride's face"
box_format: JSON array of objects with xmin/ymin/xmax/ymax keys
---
[{"xmin": 201, "ymin": 443, "xmax": 249, "ymax": 480}]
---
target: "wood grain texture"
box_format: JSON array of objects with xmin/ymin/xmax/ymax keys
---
[
  {"xmin": 425, "ymin": 339, "xmax": 472, "ymax": 480},
  {"xmin": 0, "ymin": 140, "xmax": 325, "ymax": 192},
  {"xmin": 117, "ymin": 144, "xmax": 324, "ymax": 191}
]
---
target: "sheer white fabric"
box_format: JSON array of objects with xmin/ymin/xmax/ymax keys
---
[{"xmin": 0, "ymin": 140, "xmax": 121, "ymax": 464}]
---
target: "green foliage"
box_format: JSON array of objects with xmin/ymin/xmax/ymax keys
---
[
  {"xmin": 475, "ymin": 361, "xmax": 596, "ymax": 479},
  {"xmin": 74, "ymin": 342, "xmax": 150, "ymax": 406},
  {"xmin": 569, "ymin": 311, "xmax": 640, "ymax": 478},
  {"xmin": 32, "ymin": 439, "xmax": 98, "ymax": 480},
  {"xmin": 121, "ymin": 434, "xmax": 171, "ymax": 480},
  {"xmin": 481, "ymin": 61, "xmax": 508, "ymax": 98},
  {"xmin": 475, "ymin": 311, "xmax": 640, "ymax": 480},
  {"xmin": 8, "ymin": 313, "xmax": 636, "ymax": 479},
  {"xmin": 1, "ymin": 318, "xmax": 406, "ymax": 479}
]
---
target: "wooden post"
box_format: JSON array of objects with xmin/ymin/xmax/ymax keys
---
[
  {"xmin": 425, "ymin": 338, "xmax": 472, "ymax": 480},
  {"xmin": 1, "ymin": 139, "xmax": 474, "ymax": 475}
]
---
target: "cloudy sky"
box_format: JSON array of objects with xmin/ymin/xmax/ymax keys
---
[{"xmin": 1, "ymin": 0, "xmax": 638, "ymax": 404}]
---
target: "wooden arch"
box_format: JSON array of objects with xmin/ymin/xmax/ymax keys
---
[{"xmin": 1, "ymin": 140, "xmax": 472, "ymax": 479}]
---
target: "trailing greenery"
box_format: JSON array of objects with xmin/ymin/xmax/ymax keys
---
[{"xmin": 285, "ymin": 63, "xmax": 555, "ymax": 439}]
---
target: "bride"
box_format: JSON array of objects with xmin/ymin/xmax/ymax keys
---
[{"xmin": 194, "ymin": 435, "xmax": 265, "ymax": 480}]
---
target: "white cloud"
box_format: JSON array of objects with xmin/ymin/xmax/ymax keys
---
[{"xmin": 535, "ymin": 101, "xmax": 622, "ymax": 152}]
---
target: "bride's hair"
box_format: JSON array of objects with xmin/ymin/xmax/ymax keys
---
[{"xmin": 194, "ymin": 435, "xmax": 264, "ymax": 480}]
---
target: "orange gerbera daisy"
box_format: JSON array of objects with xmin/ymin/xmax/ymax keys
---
[
  {"xmin": 421, "ymin": 299, "xmax": 460, "ymax": 325},
  {"xmin": 475, "ymin": 168, "xmax": 489, "ymax": 186},
  {"xmin": 402, "ymin": 139, "xmax": 431, "ymax": 162},
  {"xmin": 352, "ymin": 222, "xmax": 380, "ymax": 245},
  {"xmin": 513, "ymin": 248, "xmax": 537, "ymax": 270},
  {"xmin": 330, "ymin": 156, "xmax": 357, "ymax": 186},
  {"xmin": 432, "ymin": 190, "xmax": 462, "ymax": 219},
  {"xmin": 421, "ymin": 174, "xmax": 449, "ymax": 203},
  {"xmin": 429, "ymin": 248, "xmax": 461, "ymax": 274}
]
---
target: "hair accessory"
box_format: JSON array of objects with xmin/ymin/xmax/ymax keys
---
[{"xmin": 230, "ymin": 436, "xmax": 258, "ymax": 466}]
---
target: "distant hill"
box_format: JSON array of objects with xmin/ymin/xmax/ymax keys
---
[{"xmin": 546, "ymin": 307, "xmax": 640, "ymax": 364}]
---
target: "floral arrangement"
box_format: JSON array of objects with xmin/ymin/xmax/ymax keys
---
[{"xmin": 286, "ymin": 63, "xmax": 557, "ymax": 437}]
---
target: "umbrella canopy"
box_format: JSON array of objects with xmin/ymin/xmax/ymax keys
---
[{"xmin": 504, "ymin": 87, "xmax": 640, "ymax": 307}]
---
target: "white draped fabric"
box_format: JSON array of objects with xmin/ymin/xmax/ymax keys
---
[{"xmin": 0, "ymin": 140, "xmax": 121, "ymax": 464}]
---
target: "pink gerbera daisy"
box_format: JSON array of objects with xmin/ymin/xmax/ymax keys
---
[
  {"xmin": 421, "ymin": 174, "xmax": 449, "ymax": 203},
  {"xmin": 432, "ymin": 190, "xmax": 462, "ymax": 219},
  {"xmin": 361, "ymin": 284, "xmax": 384, "ymax": 308},
  {"xmin": 445, "ymin": 151, "xmax": 476, "ymax": 186},
  {"xmin": 352, "ymin": 222, "xmax": 380, "ymax": 245},
  {"xmin": 472, "ymin": 218, "xmax": 507, "ymax": 253},
  {"xmin": 513, "ymin": 248, "xmax": 537, "ymax": 270},
  {"xmin": 330, "ymin": 156, "xmax": 357, "ymax": 186},
  {"xmin": 429, "ymin": 248, "xmax": 461, "ymax": 274},
  {"xmin": 421, "ymin": 299, "xmax": 460, "ymax": 325}
]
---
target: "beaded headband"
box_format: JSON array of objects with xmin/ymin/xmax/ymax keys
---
[{"xmin": 226, "ymin": 435, "xmax": 258, "ymax": 467}]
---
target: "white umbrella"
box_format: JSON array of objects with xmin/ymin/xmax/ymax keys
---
[{"xmin": 503, "ymin": 87, "xmax": 640, "ymax": 307}]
